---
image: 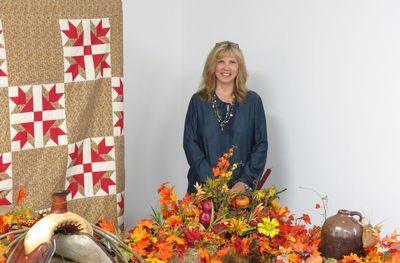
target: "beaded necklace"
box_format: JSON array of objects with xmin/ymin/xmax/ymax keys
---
[{"xmin": 211, "ymin": 93, "xmax": 235, "ymax": 131}]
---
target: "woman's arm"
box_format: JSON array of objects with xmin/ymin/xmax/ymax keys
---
[
  {"xmin": 183, "ymin": 95, "xmax": 213, "ymax": 183},
  {"xmin": 237, "ymin": 95, "xmax": 268, "ymax": 188}
]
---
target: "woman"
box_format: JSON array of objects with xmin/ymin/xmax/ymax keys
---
[{"xmin": 183, "ymin": 41, "xmax": 268, "ymax": 194}]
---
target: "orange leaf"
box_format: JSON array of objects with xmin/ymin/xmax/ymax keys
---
[
  {"xmin": 302, "ymin": 213, "xmax": 311, "ymax": 224},
  {"xmin": 215, "ymin": 246, "xmax": 231, "ymax": 259},
  {"xmin": 200, "ymin": 247, "xmax": 211, "ymax": 263},
  {"xmin": 98, "ymin": 218, "xmax": 116, "ymax": 233},
  {"xmin": 156, "ymin": 242, "xmax": 174, "ymax": 261},
  {"xmin": 17, "ymin": 188, "xmax": 26, "ymax": 205}
]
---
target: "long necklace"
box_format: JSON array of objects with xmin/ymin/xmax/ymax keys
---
[{"xmin": 211, "ymin": 93, "xmax": 235, "ymax": 131}]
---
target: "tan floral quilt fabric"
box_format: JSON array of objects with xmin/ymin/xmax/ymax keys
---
[{"xmin": 0, "ymin": 0, "xmax": 124, "ymax": 229}]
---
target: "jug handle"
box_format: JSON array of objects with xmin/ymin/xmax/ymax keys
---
[{"xmin": 349, "ymin": 210, "xmax": 363, "ymax": 222}]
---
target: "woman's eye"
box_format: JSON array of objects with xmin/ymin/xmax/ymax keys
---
[{"xmin": 229, "ymin": 60, "xmax": 237, "ymax": 64}]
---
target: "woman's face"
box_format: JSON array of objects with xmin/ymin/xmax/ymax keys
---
[{"xmin": 215, "ymin": 55, "xmax": 239, "ymax": 87}]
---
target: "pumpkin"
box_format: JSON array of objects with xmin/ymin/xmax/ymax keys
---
[{"xmin": 235, "ymin": 195, "xmax": 250, "ymax": 207}]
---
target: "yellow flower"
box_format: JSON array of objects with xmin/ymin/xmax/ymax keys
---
[
  {"xmin": 364, "ymin": 249, "xmax": 382, "ymax": 263},
  {"xmin": 147, "ymin": 257, "xmax": 167, "ymax": 263},
  {"xmin": 2, "ymin": 214, "xmax": 14, "ymax": 225},
  {"xmin": 171, "ymin": 192, "xmax": 178, "ymax": 202},
  {"xmin": 287, "ymin": 235, "xmax": 296, "ymax": 243},
  {"xmin": 222, "ymin": 184, "xmax": 229, "ymax": 192},
  {"xmin": 221, "ymin": 171, "xmax": 232, "ymax": 179},
  {"xmin": 130, "ymin": 227, "xmax": 150, "ymax": 243},
  {"xmin": 166, "ymin": 234, "xmax": 184, "ymax": 245},
  {"xmin": 231, "ymin": 163, "xmax": 238, "ymax": 171},
  {"xmin": 229, "ymin": 218, "xmax": 247, "ymax": 236},
  {"xmin": 257, "ymin": 217, "xmax": 280, "ymax": 238},
  {"xmin": 254, "ymin": 190, "xmax": 267, "ymax": 202},
  {"xmin": 267, "ymin": 186, "xmax": 276, "ymax": 196}
]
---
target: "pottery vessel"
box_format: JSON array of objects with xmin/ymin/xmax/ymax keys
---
[{"xmin": 319, "ymin": 209, "xmax": 363, "ymax": 259}]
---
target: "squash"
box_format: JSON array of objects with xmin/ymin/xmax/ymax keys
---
[{"xmin": 235, "ymin": 195, "xmax": 250, "ymax": 207}]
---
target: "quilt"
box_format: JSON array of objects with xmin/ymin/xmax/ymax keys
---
[{"xmin": 0, "ymin": 0, "xmax": 125, "ymax": 230}]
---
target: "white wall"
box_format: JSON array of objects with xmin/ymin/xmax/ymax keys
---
[
  {"xmin": 123, "ymin": 0, "xmax": 187, "ymax": 229},
  {"xmin": 124, "ymin": 0, "xmax": 400, "ymax": 233}
]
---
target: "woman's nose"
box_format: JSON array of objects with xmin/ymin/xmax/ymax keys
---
[{"xmin": 222, "ymin": 63, "xmax": 230, "ymax": 69}]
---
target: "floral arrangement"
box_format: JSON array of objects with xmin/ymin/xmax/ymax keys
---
[
  {"xmin": 124, "ymin": 147, "xmax": 400, "ymax": 263},
  {"xmin": 0, "ymin": 148, "xmax": 399, "ymax": 262}
]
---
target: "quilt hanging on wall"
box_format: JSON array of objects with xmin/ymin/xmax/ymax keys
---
[{"xmin": 0, "ymin": 0, "xmax": 125, "ymax": 229}]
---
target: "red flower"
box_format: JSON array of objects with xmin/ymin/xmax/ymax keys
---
[{"xmin": 184, "ymin": 227, "xmax": 202, "ymax": 247}]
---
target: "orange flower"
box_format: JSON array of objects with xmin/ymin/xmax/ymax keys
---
[
  {"xmin": 0, "ymin": 218, "xmax": 8, "ymax": 234},
  {"xmin": 165, "ymin": 215, "xmax": 182, "ymax": 229},
  {"xmin": 156, "ymin": 241, "xmax": 174, "ymax": 261},
  {"xmin": 212, "ymin": 167, "xmax": 220, "ymax": 177},
  {"xmin": 287, "ymin": 253, "xmax": 300, "ymax": 262},
  {"xmin": 200, "ymin": 247, "xmax": 211, "ymax": 263},
  {"xmin": 98, "ymin": 218, "xmax": 116, "ymax": 233},
  {"xmin": 131, "ymin": 242, "xmax": 150, "ymax": 257},
  {"xmin": 364, "ymin": 249, "xmax": 382, "ymax": 263},
  {"xmin": 342, "ymin": 253, "xmax": 363, "ymax": 263},
  {"xmin": 136, "ymin": 219, "xmax": 154, "ymax": 229},
  {"xmin": 166, "ymin": 234, "xmax": 184, "ymax": 245}
]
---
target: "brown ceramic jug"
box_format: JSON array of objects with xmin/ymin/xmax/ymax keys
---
[{"xmin": 319, "ymin": 209, "xmax": 363, "ymax": 259}]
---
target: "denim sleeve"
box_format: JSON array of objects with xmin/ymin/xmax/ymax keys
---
[
  {"xmin": 183, "ymin": 96, "xmax": 213, "ymax": 183},
  {"xmin": 238, "ymin": 95, "xmax": 268, "ymax": 187}
]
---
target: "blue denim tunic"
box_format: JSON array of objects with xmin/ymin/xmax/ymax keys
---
[{"xmin": 183, "ymin": 90, "xmax": 268, "ymax": 193}]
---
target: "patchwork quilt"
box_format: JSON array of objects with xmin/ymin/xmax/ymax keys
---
[{"xmin": 0, "ymin": 0, "xmax": 125, "ymax": 229}]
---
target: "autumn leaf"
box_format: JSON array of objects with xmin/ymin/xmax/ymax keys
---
[
  {"xmin": 156, "ymin": 242, "xmax": 173, "ymax": 262},
  {"xmin": 97, "ymin": 217, "xmax": 116, "ymax": 233},
  {"xmin": 16, "ymin": 188, "xmax": 26, "ymax": 205},
  {"xmin": 200, "ymin": 247, "xmax": 211, "ymax": 263},
  {"xmin": 302, "ymin": 213, "xmax": 311, "ymax": 224}
]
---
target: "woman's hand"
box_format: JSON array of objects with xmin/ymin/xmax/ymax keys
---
[{"xmin": 231, "ymin": 181, "xmax": 247, "ymax": 193}]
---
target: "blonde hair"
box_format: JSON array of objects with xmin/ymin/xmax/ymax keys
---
[{"xmin": 198, "ymin": 41, "xmax": 248, "ymax": 104}]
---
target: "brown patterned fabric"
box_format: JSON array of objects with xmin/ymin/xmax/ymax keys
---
[{"xmin": 0, "ymin": 0, "xmax": 125, "ymax": 229}]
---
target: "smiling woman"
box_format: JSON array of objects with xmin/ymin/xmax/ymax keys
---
[{"xmin": 183, "ymin": 41, "xmax": 268, "ymax": 194}]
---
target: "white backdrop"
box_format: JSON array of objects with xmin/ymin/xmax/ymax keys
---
[{"xmin": 123, "ymin": 0, "xmax": 400, "ymax": 234}]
